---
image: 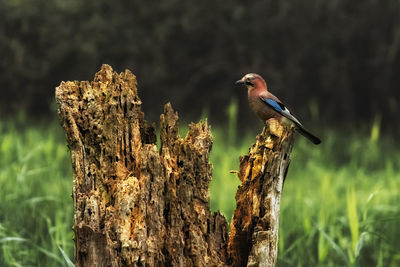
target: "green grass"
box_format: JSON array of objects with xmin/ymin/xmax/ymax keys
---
[
  {"xmin": 0, "ymin": 121, "xmax": 74, "ymax": 266},
  {"xmin": 0, "ymin": 117, "xmax": 399, "ymax": 266}
]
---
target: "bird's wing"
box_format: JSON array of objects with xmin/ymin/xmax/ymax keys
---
[
  {"xmin": 259, "ymin": 96, "xmax": 303, "ymax": 126},
  {"xmin": 259, "ymin": 95, "xmax": 321, "ymax": 144}
]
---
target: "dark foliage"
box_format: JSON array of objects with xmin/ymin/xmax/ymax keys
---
[{"xmin": 0, "ymin": 0, "xmax": 399, "ymax": 129}]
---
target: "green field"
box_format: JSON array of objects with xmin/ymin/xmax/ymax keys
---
[{"xmin": 0, "ymin": 118, "xmax": 399, "ymax": 266}]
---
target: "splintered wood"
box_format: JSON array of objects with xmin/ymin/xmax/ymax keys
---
[
  {"xmin": 228, "ymin": 119, "xmax": 295, "ymax": 267},
  {"xmin": 56, "ymin": 64, "xmax": 294, "ymax": 267}
]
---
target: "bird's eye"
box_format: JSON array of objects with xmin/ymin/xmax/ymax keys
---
[{"xmin": 245, "ymin": 77, "xmax": 254, "ymax": 86}]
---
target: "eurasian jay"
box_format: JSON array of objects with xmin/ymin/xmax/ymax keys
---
[{"xmin": 236, "ymin": 73, "xmax": 321, "ymax": 145}]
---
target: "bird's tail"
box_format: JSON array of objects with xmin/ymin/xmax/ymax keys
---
[{"xmin": 295, "ymin": 125, "xmax": 321, "ymax": 145}]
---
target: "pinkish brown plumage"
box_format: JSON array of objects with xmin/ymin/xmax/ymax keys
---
[{"xmin": 236, "ymin": 73, "xmax": 321, "ymax": 144}]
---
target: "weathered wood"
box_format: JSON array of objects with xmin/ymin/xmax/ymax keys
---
[
  {"xmin": 56, "ymin": 64, "xmax": 228, "ymax": 266},
  {"xmin": 228, "ymin": 120, "xmax": 295, "ymax": 267},
  {"xmin": 56, "ymin": 64, "xmax": 294, "ymax": 267}
]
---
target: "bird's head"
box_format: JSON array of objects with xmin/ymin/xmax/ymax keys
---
[{"xmin": 235, "ymin": 73, "xmax": 267, "ymax": 91}]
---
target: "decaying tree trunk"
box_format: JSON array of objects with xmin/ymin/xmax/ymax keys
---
[
  {"xmin": 56, "ymin": 64, "xmax": 294, "ymax": 267},
  {"xmin": 228, "ymin": 121, "xmax": 294, "ymax": 267}
]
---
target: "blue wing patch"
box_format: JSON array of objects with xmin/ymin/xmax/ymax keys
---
[
  {"xmin": 261, "ymin": 97, "xmax": 303, "ymax": 126},
  {"xmin": 263, "ymin": 98, "xmax": 283, "ymax": 112}
]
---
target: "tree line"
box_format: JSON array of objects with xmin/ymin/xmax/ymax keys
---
[{"xmin": 1, "ymin": 0, "xmax": 399, "ymax": 130}]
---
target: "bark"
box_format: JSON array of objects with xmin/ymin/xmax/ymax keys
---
[
  {"xmin": 56, "ymin": 64, "xmax": 294, "ymax": 267},
  {"xmin": 228, "ymin": 120, "xmax": 295, "ymax": 267}
]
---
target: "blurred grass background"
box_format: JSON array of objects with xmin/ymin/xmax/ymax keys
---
[{"xmin": 1, "ymin": 101, "xmax": 399, "ymax": 266}]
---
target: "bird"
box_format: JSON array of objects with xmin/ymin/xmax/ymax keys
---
[{"xmin": 236, "ymin": 73, "xmax": 321, "ymax": 145}]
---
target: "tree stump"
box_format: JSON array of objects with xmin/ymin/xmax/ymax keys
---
[
  {"xmin": 228, "ymin": 121, "xmax": 294, "ymax": 267},
  {"xmin": 56, "ymin": 64, "xmax": 294, "ymax": 267}
]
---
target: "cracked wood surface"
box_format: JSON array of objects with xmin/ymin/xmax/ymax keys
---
[{"xmin": 56, "ymin": 64, "xmax": 294, "ymax": 267}]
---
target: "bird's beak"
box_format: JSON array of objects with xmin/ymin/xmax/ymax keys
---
[{"xmin": 235, "ymin": 79, "xmax": 245, "ymax": 85}]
